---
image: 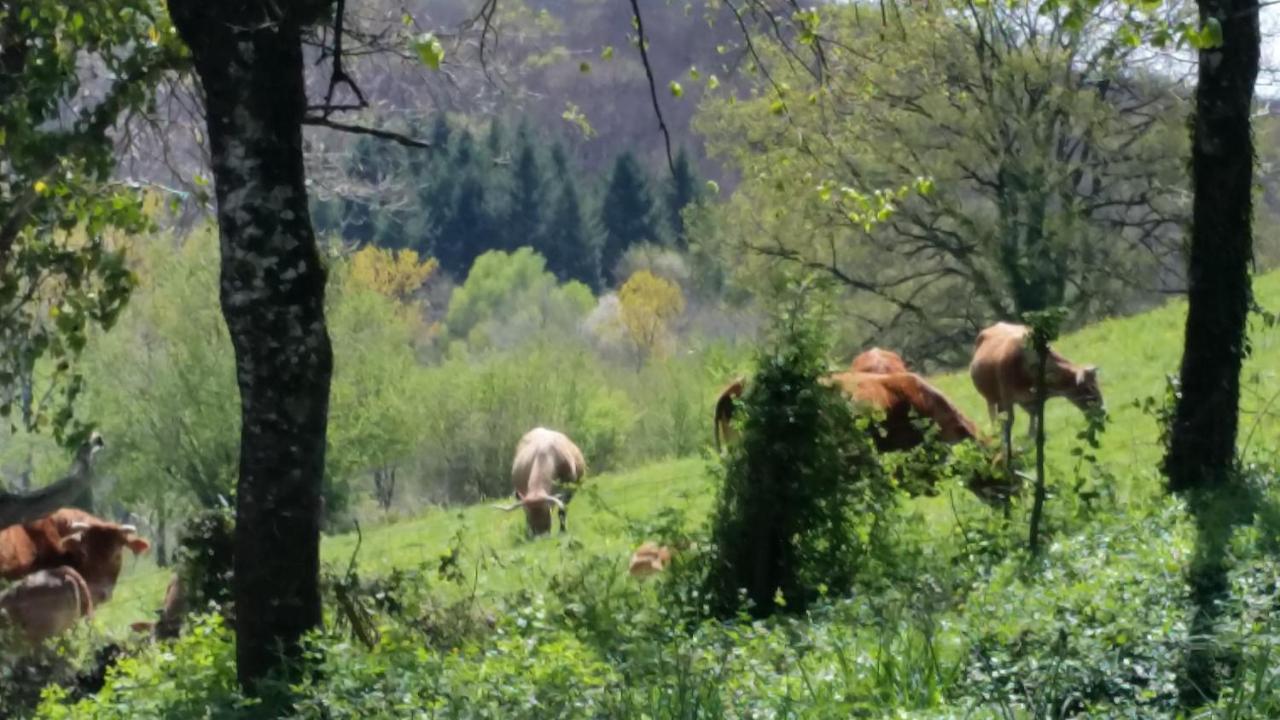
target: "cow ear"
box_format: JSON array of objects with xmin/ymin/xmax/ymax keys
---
[
  {"xmin": 125, "ymin": 537, "xmax": 151, "ymax": 555},
  {"xmin": 1084, "ymin": 365, "xmax": 1099, "ymax": 381}
]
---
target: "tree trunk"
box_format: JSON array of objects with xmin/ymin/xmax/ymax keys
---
[
  {"xmin": 1164, "ymin": 0, "xmax": 1259, "ymax": 492},
  {"xmin": 166, "ymin": 0, "xmax": 335, "ymax": 694},
  {"xmin": 1163, "ymin": 0, "xmax": 1260, "ymax": 707}
]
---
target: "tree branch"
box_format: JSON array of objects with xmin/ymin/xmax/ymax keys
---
[
  {"xmin": 301, "ymin": 117, "xmax": 432, "ymax": 149},
  {"xmin": 627, "ymin": 0, "xmax": 675, "ymax": 175}
]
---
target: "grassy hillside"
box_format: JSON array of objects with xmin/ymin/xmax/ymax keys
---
[{"xmin": 95, "ymin": 272, "xmax": 1280, "ymax": 636}]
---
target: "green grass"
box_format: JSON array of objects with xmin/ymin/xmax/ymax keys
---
[{"xmin": 95, "ymin": 273, "xmax": 1280, "ymax": 637}]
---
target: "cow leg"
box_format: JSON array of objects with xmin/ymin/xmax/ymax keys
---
[{"xmin": 558, "ymin": 507, "xmax": 567, "ymax": 534}]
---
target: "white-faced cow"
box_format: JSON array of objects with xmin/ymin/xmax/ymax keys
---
[{"xmin": 495, "ymin": 428, "xmax": 587, "ymax": 536}]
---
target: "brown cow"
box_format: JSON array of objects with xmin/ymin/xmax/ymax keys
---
[
  {"xmin": 0, "ymin": 509, "xmax": 150, "ymax": 605},
  {"xmin": 823, "ymin": 371, "xmax": 980, "ymax": 452},
  {"xmin": 713, "ymin": 377, "xmax": 746, "ymax": 452},
  {"xmin": 49, "ymin": 510, "xmax": 151, "ymax": 604},
  {"xmin": 849, "ymin": 347, "xmax": 909, "ymax": 375},
  {"xmin": 969, "ymin": 322, "xmax": 1102, "ymax": 458},
  {"xmin": 715, "ymin": 349, "xmax": 909, "ymax": 453},
  {"xmin": 494, "ymin": 428, "xmax": 587, "ymax": 536},
  {"xmin": 0, "ymin": 566, "xmax": 93, "ymax": 645},
  {"xmin": 130, "ymin": 573, "xmax": 185, "ymax": 640}
]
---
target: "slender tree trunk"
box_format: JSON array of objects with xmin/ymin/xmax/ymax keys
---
[
  {"xmin": 166, "ymin": 0, "xmax": 335, "ymax": 694},
  {"xmin": 1028, "ymin": 336, "xmax": 1049, "ymax": 554},
  {"xmin": 1164, "ymin": 0, "xmax": 1259, "ymax": 492}
]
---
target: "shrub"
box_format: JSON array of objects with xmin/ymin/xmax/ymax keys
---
[{"xmin": 701, "ymin": 278, "xmax": 894, "ymax": 617}]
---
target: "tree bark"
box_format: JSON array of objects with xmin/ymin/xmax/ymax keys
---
[
  {"xmin": 1164, "ymin": 0, "xmax": 1259, "ymax": 492},
  {"xmin": 166, "ymin": 0, "xmax": 335, "ymax": 694},
  {"xmin": 0, "ymin": 433, "xmax": 104, "ymax": 528}
]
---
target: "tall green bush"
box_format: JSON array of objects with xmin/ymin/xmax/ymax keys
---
[{"xmin": 703, "ymin": 279, "xmax": 894, "ymax": 617}]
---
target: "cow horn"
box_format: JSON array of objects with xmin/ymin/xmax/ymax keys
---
[
  {"xmin": 70, "ymin": 521, "xmax": 92, "ymax": 531},
  {"xmin": 491, "ymin": 502, "xmax": 522, "ymax": 512},
  {"xmin": 544, "ymin": 495, "xmax": 566, "ymax": 510},
  {"xmin": 120, "ymin": 524, "xmax": 138, "ymax": 533}
]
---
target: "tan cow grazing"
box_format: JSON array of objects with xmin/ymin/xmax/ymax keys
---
[
  {"xmin": 823, "ymin": 371, "xmax": 980, "ymax": 452},
  {"xmin": 494, "ymin": 428, "xmax": 586, "ymax": 536},
  {"xmin": 628, "ymin": 542, "xmax": 674, "ymax": 578},
  {"xmin": 969, "ymin": 322, "xmax": 1102, "ymax": 458},
  {"xmin": 0, "ymin": 566, "xmax": 93, "ymax": 645},
  {"xmin": 849, "ymin": 347, "xmax": 909, "ymax": 375}
]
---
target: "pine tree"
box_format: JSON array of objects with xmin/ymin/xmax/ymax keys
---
[
  {"xmin": 435, "ymin": 173, "xmax": 492, "ymax": 279},
  {"xmin": 505, "ymin": 123, "xmax": 548, "ymax": 253},
  {"xmin": 544, "ymin": 175, "xmax": 601, "ymax": 289},
  {"xmin": 667, "ymin": 148, "xmax": 700, "ymax": 249},
  {"xmin": 430, "ymin": 113, "xmax": 452, "ymax": 149},
  {"xmin": 600, "ymin": 152, "xmax": 658, "ymax": 286}
]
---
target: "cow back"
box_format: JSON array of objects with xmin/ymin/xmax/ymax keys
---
[
  {"xmin": 850, "ymin": 348, "xmax": 909, "ymax": 375},
  {"xmin": 0, "ymin": 566, "xmax": 92, "ymax": 645},
  {"xmin": 0, "ymin": 519, "xmax": 70, "ymax": 580}
]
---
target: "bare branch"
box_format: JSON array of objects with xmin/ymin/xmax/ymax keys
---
[
  {"xmin": 628, "ymin": 0, "xmax": 675, "ymax": 175},
  {"xmin": 301, "ymin": 117, "xmax": 432, "ymax": 149}
]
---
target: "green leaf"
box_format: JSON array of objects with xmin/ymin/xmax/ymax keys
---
[
  {"xmin": 601, "ymin": 45, "xmax": 614, "ymax": 60},
  {"xmin": 579, "ymin": 61, "xmax": 591, "ymax": 74},
  {"xmin": 707, "ymin": 74, "xmax": 720, "ymax": 91},
  {"xmin": 669, "ymin": 81, "xmax": 684, "ymax": 98},
  {"xmin": 413, "ymin": 33, "xmax": 445, "ymax": 70}
]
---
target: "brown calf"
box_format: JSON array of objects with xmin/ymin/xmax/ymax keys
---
[{"xmin": 0, "ymin": 566, "xmax": 93, "ymax": 645}]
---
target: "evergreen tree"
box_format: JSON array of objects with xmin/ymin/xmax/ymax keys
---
[
  {"xmin": 505, "ymin": 123, "xmax": 548, "ymax": 253},
  {"xmin": 600, "ymin": 152, "xmax": 659, "ymax": 286},
  {"xmin": 429, "ymin": 113, "xmax": 452, "ymax": 149},
  {"xmin": 667, "ymin": 148, "xmax": 700, "ymax": 249},
  {"xmin": 440, "ymin": 172, "xmax": 499, "ymax": 279},
  {"xmin": 544, "ymin": 175, "xmax": 601, "ymax": 289},
  {"xmin": 485, "ymin": 119, "xmax": 505, "ymax": 158}
]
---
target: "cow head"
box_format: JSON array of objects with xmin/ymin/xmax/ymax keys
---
[
  {"xmin": 62, "ymin": 522, "xmax": 150, "ymax": 604},
  {"xmin": 1068, "ymin": 365, "xmax": 1103, "ymax": 411},
  {"xmin": 494, "ymin": 495, "xmax": 564, "ymax": 536}
]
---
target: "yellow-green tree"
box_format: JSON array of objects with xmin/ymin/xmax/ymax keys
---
[
  {"xmin": 618, "ymin": 270, "xmax": 685, "ymax": 367},
  {"xmin": 348, "ymin": 246, "xmax": 437, "ymax": 304}
]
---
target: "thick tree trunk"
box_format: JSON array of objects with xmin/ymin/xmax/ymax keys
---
[
  {"xmin": 167, "ymin": 0, "xmax": 335, "ymax": 694},
  {"xmin": 1164, "ymin": 0, "xmax": 1259, "ymax": 492},
  {"xmin": 1164, "ymin": 0, "xmax": 1260, "ymax": 706}
]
